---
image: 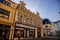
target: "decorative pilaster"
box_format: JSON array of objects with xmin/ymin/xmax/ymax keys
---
[
  {"xmin": 41, "ymin": 25, "xmax": 44, "ymax": 37},
  {"xmin": 35, "ymin": 28, "xmax": 37, "ymax": 38},
  {"xmin": 27, "ymin": 30, "xmax": 29, "ymax": 38},
  {"xmin": 9, "ymin": 25, "xmax": 15, "ymax": 40},
  {"xmin": 24, "ymin": 29, "xmax": 26, "ymax": 38}
]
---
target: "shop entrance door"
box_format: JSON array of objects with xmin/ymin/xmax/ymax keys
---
[{"xmin": 29, "ymin": 30, "xmax": 35, "ymax": 37}]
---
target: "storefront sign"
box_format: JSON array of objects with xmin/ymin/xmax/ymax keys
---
[{"xmin": 16, "ymin": 23, "xmax": 36, "ymax": 29}]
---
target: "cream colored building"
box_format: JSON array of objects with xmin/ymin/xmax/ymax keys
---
[
  {"xmin": 43, "ymin": 24, "xmax": 55, "ymax": 36},
  {"xmin": 42, "ymin": 18, "xmax": 55, "ymax": 37}
]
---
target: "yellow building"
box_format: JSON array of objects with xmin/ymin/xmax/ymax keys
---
[
  {"xmin": 14, "ymin": 1, "xmax": 43, "ymax": 39},
  {"xmin": 0, "ymin": 0, "xmax": 43, "ymax": 40},
  {"xmin": 0, "ymin": 0, "xmax": 16, "ymax": 40}
]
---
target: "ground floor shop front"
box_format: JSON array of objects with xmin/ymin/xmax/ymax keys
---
[
  {"xmin": 14, "ymin": 23, "xmax": 37, "ymax": 40},
  {"xmin": 0, "ymin": 21, "xmax": 15, "ymax": 40},
  {"xmin": 0, "ymin": 24, "xmax": 14, "ymax": 40},
  {"xmin": 0, "ymin": 22, "xmax": 42, "ymax": 40},
  {"xmin": 0, "ymin": 24, "xmax": 10, "ymax": 40}
]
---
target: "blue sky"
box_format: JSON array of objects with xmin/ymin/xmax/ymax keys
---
[{"xmin": 12, "ymin": 0, "xmax": 60, "ymax": 22}]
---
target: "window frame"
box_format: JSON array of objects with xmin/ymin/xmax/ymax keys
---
[
  {"xmin": 0, "ymin": 0, "xmax": 11, "ymax": 7},
  {"xmin": 30, "ymin": 17, "xmax": 32, "ymax": 24},
  {"xmin": 23, "ymin": 15, "xmax": 27, "ymax": 23},
  {"xmin": 0, "ymin": 8, "xmax": 10, "ymax": 19}
]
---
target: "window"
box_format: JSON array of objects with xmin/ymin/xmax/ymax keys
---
[
  {"xmin": 30, "ymin": 17, "xmax": 32, "ymax": 24},
  {"xmin": 29, "ymin": 31, "xmax": 35, "ymax": 37},
  {"xmin": 17, "ymin": 12, "xmax": 23, "ymax": 23},
  {"xmin": 27, "ymin": 17, "xmax": 29, "ymax": 20},
  {"xmin": 0, "ymin": 8, "xmax": 10, "ymax": 19},
  {"xmin": 0, "ymin": 0, "xmax": 11, "ymax": 7},
  {"xmin": 18, "ymin": 12, "xmax": 21, "ymax": 19},
  {"xmin": 17, "ymin": 12, "xmax": 22, "ymax": 19},
  {"xmin": 24, "ymin": 15, "xmax": 27, "ymax": 23},
  {"xmin": 14, "ymin": 29, "xmax": 24, "ymax": 38},
  {"xmin": 34, "ymin": 20, "xmax": 37, "ymax": 26},
  {"xmin": 0, "ymin": 24, "xmax": 10, "ymax": 39},
  {"xmin": 45, "ymin": 26, "xmax": 48, "ymax": 28}
]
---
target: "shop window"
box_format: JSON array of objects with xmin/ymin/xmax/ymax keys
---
[
  {"xmin": 43, "ymin": 34, "xmax": 46, "ymax": 36},
  {"xmin": 0, "ymin": 24, "xmax": 10, "ymax": 39},
  {"xmin": 29, "ymin": 31, "xmax": 35, "ymax": 37},
  {"xmin": 0, "ymin": 8, "xmax": 10, "ymax": 19},
  {"xmin": 14, "ymin": 29, "xmax": 24, "ymax": 38},
  {"xmin": 38, "ymin": 32, "xmax": 41, "ymax": 37}
]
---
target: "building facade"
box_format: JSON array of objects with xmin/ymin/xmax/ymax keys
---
[
  {"xmin": 14, "ymin": 1, "xmax": 43, "ymax": 39},
  {"xmin": 0, "ymin": 0, "xmax": 16, "ymax": 40},
  {"xmin": 42, "ymin": 18, "xmax": 55, "ymax": 37},
  {"xmin": 52, "ymin": 20, "xmax": 60, "ymax": 31},
  {"xmin": 0, "ymin": 0, "xmax": 43, "ymax": 40}
]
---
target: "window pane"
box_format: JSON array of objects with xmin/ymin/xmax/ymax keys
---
[
  {"xmin": 24, "ymin": 15, "xmax": 27, "ymax": 23},
  {"xmin": 0, "ymin": 9, "xmax": 3, "ymax": 13},
  {"xmin": 0, "ymin": 8, "xmax": 10, "ymax": 19},
  {"xmin": 8, "ymin": 3, "xmax": 11, "ymax": 7},
  {"xmin": 30, "ymin": 17, "xmax": 32, "ymax": 24},
  {"xmin": 0, "ymin": 0, "xmax": 11, "ymax": 7},
  {"xmin": 18, "ymin": 12, "xmax": 21, "ymax": 19}
]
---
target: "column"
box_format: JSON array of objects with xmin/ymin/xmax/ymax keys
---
[
  {"xmin": 9, "ymin": 25, "xmax": 15, "ymax": 40},
  {"xmin": 41, "ymin": 28, "xmax": 44, "ymax": 37},
  {"xmin": 35, "ymin": 28, "xmax": 37, "ymax": 38},
  {"xmin": 24, "ymin": 29, "xmax": 26, "ymax": 38},
  {"xmin": 27, "ymin": 30, "xmax": 29, "ymax": 38},
  {"xmin": 24, "ymin": 29, "xmax": 29, "ymax": 38}
]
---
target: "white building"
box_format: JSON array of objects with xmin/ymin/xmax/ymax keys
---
[
  {"xmin": 52, "ymin": 20, "xmax": 60, "ymax": 31},
  {"xmin": 43, "ymin": 18, "xmax": 55, "ymax": 37}
]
